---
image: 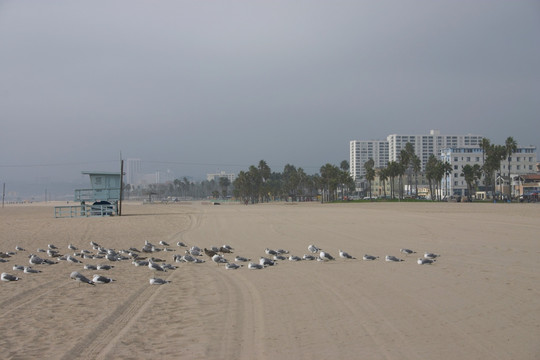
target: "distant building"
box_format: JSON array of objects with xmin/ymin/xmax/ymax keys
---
[
  {"xmin": 350, "ymin": 130, "xmax": 483, "ymax": 192},
  {"xmin": 349, "ymin": 140, "xmax": 389, "ymax": 182},
  {"xmin": 125, "ymin": 158, "xmax": 142, "ymax": 185},
  {"xmin": 207, "ymin": 171, "xmax": 236, "ymax": 183},
  {"xmin": 387, "ymin": 130, "xmax": 483, "ymax": 171},
  {"xmin": 440, "ymin": 145, "xmax": 537, "ymax": 197}
]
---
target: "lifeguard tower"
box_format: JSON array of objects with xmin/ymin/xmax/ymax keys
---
[{"xmin": 55, "ymin": 171, "xmax": 122, "ymax": 218}]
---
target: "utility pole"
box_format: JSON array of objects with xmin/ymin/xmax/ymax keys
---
[
  {"xmin": 119, "ymin": 155, "xmax": 124, "ymax": 216},
  {"xmin": 2, "ymin": 183, "xmax": 5, "ymax": 208}
]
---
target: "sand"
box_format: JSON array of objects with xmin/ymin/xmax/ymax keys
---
[{"xmin": 1, "ymin": 201, "xmax": 539, "ymax": 359}]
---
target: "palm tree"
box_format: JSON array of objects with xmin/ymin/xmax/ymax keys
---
[
  {"xmin": 219, "ymin": 177, "xmax": 230, "ymax": 199},
  {"xmin": 412, "ymin": 155, "xmax": 421, "ymax": 198},
  {"xmin": 364, "ymin": 158, "xmax": 375, "ymax": 199},
  {"xmin": 442, "ymin": 161, "xmax": 453, "ymax": 199},
  {"xmin": 378, "ymin": 167, "xmax": 388, "ymax": 199},
  {"xmin": 504, "ymin": 137, "xmax": 518, "ymax": 200},
  {"xmin": 461, "ymin": 164, "xmax": 482, "ymax": 201}
]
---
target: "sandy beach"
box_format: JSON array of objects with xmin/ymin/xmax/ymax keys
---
[{"xmin": 1, "ymin": 201, "xmax": 539, "ymax": 359}]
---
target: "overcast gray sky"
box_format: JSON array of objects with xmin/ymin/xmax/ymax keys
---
[{"xmin": 1, "ymin": 0, "xmax": 539, "ymax": 185}]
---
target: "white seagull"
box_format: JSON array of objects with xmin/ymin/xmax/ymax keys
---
[
  {"xmin": 362, "ymin": 254, "xmax": 379, "ymax": 261},
  {"xmin": 24, "ymin": 266, "xmax": 41, "ymax": 274},
  {"xmin": 319, "ymin": 251, "xmax": 335, "ymax": 261},
  {"xmin": 212, "ymin": 254, "xmax": 228, "ymax": 265},
  {"xmin": 259, "ymin": 257, "xmax": 276, "ymax": 266},
  {"xmin": 248, "ymin": 262, "xmax": 264, "ymax": 270},
  {"xmin": 150, "ymin": 277, "xmax": 170, "ymax": 285},
  {"xmin": 400, "ymin": 248, "xmax": 416, "ymax": 255},
  {"xmin": 385, "ymin": 255, "xmax": 403, "ymax": 262},
  {"xmin": 234, "ymin": 256, "xmax": 250, "ymax": 262},
  {"xmin": 70, "ymin": 271, "xmax": 95, "ymax": 285},
  {"xmin": 225, "ymin": 263, "xmax": 242, "ymax": 270},
  {"xmin": 424, "ymin": 252, "xmax": 440, "ymax": 259},
  {"xmin": 148, "ymin": 259, "xmax": 166, "ymax": 272},
  {"xmin": 308, "ymin": 244, "xmax": 321, "ymax": 253},
  {"xmin": 417, "ymin": 258, "xmax": 436, "ymax": 265},
  {"xmin": 339, "ymin": 250, "xmax": 355, "ymax": 259},
  {"xmin": 1, "ymin": 272, "xmax": 20, "ymax": 281}
]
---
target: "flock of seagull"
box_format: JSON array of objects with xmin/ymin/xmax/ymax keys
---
[{"xmin": 1, "ymin": 240, "xmax": 440, "ymax": 285}]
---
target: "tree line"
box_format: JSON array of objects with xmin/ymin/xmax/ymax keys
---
[{"xmin": 124, "ymin": 160, "xmax": 356, "ymax": 203}]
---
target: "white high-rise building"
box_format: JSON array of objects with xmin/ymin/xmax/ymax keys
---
[
  {"xmin": 125, "ymin": 158, "xmax": 142, "ymax": 185},
  {"xmin": 207, "ymin": 171, "xmax": 236, "ymax": 183},
  {"xmin": 349, "ymin": 140, "xmax": 389, "ymax": 182},
  {"xmin": 386, "ymin": 130, "xmax": 483, "ymax": 171}
]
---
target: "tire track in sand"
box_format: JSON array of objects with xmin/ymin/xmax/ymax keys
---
[{"xmin": 58, "ymin": 212, "xmax": 201, "ymax": 360}]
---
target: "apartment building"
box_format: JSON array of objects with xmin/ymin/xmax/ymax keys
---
[
  {"xmin": 349, "ymin": 140, "xmax": 389, "ymax": 182},
  {"xmin": 441, "ymin": 146, "xmax": 537, "ymax": 197},
  {"xmin": 387, "ymin": 130, "xmax": 483, "ymax": 171}
]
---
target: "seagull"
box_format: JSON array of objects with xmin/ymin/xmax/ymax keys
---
[
  {"xmin": 97, "ymin": 264, "xmax": 113, "ymax": 270},
  {"xmin": 1, "ymin": 272, "xmax": 20, "ymax": 281},
  {"xmin": 400, "ymin": 248, "xmax": 416, "ymax": 255},
  {"xmin": 148, "ymin": 259, "xmax": 166, "ymax": 272},
  {"xmin": 362, "ymin": 254, "xmax": 379, "ymax": 261},
  {"xmin": 84, "ymin": 264, "xmax": 98, "ymax": 270},
  {"xmin": 308, "ymin": 244, "xmax": 321, "ymax": 254},
  {"xmin": 90, "ymin": 241, "xmax": 100, "ymax": 248},
  {"xmin": 133, "ymin": 260, "xmax": 149, "ymax": 267},
  {"xmin": 93, "ymin": 274, "xmax": 114, "ymax": 284},
  {"xmin": 70, "ymin": 271, "xmax": 94, "ymax": 285},
  {"xmin": 68, "ymin": 244, "xmax": 78, "ymax": 250},
  {"xmin": 66, "ymin": 255, "xmax": 82, "ymax": 264},
  {"xmin": 29, "ymin": 254, "xmax": 44, "ymax": 265},
  {"xmin": 259, "ymin": 257, "xmax": 276, "ymax": 266},
  {"xmin": 302, "ymin": 254, "xmax": 316, "ymax": 261},
  {"xmin": 12, "ymin": 264, "xmax": 25, "ymax": 271},
  {"xmin": 273, "ymin": 255, "xmax": 287, "ymax": 261},
  {"xmin": 15, "ymin": 245, "xmax": 25, "ymax": 251},
  {"xmin": 48, "ymin": 244, "xmax": 58, "ymax": 250},
  {"xmin": 150, "ymin": 277, "xmax": 170, "ymax": 285},
  {"xmin": 219, "ymin": 246, "xmax": 233, "ymax": 254},
  {"xmin": 289, "ymin": 255, "xmax": 302, "ymax": 261},
  {"xmin": 234, "ymin": 256, "xmax": 250, "ymax": 262},
  {"xmin": 276, "ymin": 249, "xmax": 289, "ymax": 254},
  {"xmin": 222, "ymin": 244, "xmax": 234, "ymax": 251},
  {"xmin": 225, "ymin": 263, "xmax": 242, "ymax": 270},
  {"xmin": 339, "ymin": 250, "xmax": 355, "ymax": 259},
  {"xmin": 424, "ymin": 252, "xmax": 440, "ymax": 259},
  {"xmin": 265, "ymin": 248, "xmax": 278, "ymax": 256},
  {"xmin": 385, "ymin": 255, "xmax": 403, "ymax": 262},
  {"xmin": 188, "ymin": 247, "xmax": 202, "ymax": 256},
  {"xmin": 159, "ymin": 241, "xmax": 170, "ymax": 246},
  {"xmin": 24, "ymin": 266, "xmax": 41, "ymax": 273},
  {"xmin": 204, "ymin": 248, "xmax": 218, "ymax": 257},
  {"xmin": 176, "ymin": 241, "xmax": 187, "ymax": 247},
  {"xmin": 212, "ymin": 254, "xmax": 228, "ymax": 265},
  {"xmin": 319, "ymin": 251, "xmax": 335, "ymax": 261},
  {"xmin": 248, "ymin": 262, "xmax": 264, "ymax": 270},
  {"xmin": 417, "ymin": 258, "xmax": 436, "ymax": 265}
]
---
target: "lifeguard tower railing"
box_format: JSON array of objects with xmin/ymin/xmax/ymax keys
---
[
  {"xmin": 54, "ymin": 203, "xmax": 115, "ymax": 218},
  {"xmin": 74, "ymin": 188, "xmax": 121, "ymax": 202}
]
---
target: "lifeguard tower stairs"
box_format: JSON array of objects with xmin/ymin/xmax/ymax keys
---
[{"xmin": 55, "ymin": 171, "xmax": 122, "ymax": 218}]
